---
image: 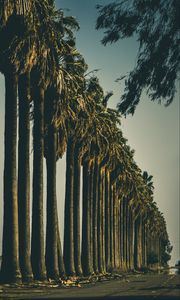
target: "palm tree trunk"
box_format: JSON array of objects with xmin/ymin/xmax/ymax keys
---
[
  {"xmin": 57, "ymin": 212, "xmax": 65, "ymax": 277},
  {"xmin": 31, "ymin": 83, "xmax": 46, "ymax": 280},
  {"xmin": 117, "ymin": 199, "xmax": 122, "ymax": 270},
  {"xmin": 101, "ymin": 168, "xmax": 106, "ymax": 273},
  {"xmin": 73, "ymin": 143, "xmax": 83, "ymax": 275},
  {"xmin": 114, "ymin": 191, "xmax": 120, "ymax": 270},
  {"xmin": 63, "ymin": 137, "xmax": 76, "ymax": 276},
  {"xmin": 109, "ymin": 183, "xmax": 113, "ymax": 271},
  {"xmin": 120, "ymin": 198, "xmax": 125, "ymax": 270},
  {"xmin": 134, "ymin": 214, "xmax": 143, "ymax": 270},
  {"xmin": 134, "ymin": 216, "xmax": 138, "ymax": 270},
  {"xmin": 97, "ymin": 167, "xmax": 103, "ymax": 273},
  {"xmin": 45, "ymin": 126, "xmax": 59, "ymax": 280},
  {"xmin": 139, "ymin": 215, "xmax": 143, "ymax": 269},
  {"xmin": 144, "ymin": 222, "xmax": 147, "ymax": 268},
  {"xmin": 141, "ymin": 217, "xmax": 147, "ymax": 269},
  {"xmin": 0, "ymin": 73, "xmax": 21, "ymax": 283},
  {"xmin": 18, "ymin": 72, "xmax": 33, "ymax": 282},
  {"xmin": 109, "ymin": 182, "xmax": 114, "ymax": 272},
  {"xmin": 82, "ymin": 159, "xmax": 93, "ymax": 275},
  {"xmin": 113, "ymin": 184, "xmax": 117, "ymax": 269},
  {"xmin": 89, "ymin": 160, "xmax": 95, "ymax": 273},
  {"xmin": 129, "ymin": 208, "xmax": 135, "ymax": 270},
  {"xmin": 92, "ymin": 158, "xmax": 99, "ymax": 274},
  {"xmin": 126, "ymin": 201, "xmax": 130, "ymax": 270},
  {"xmin": 105, "ymin": 168, "xmax": 111, "ymax": 271},
  {"xmin": 123, "ymin": 198, "xmax": 128, "ymax": 271}
]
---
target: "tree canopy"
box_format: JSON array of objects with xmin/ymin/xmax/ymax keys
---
[{"xmin": 96, "ymin": 0, "xmax": 180, "ymax": 115}]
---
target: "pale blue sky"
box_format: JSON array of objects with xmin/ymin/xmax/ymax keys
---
[{"xmin": 0, "ymin": 0, "xmax": 179, "ymax": 265}]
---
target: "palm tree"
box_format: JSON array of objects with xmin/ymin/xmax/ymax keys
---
[
  {"xmin": 61, "ymin": 57, "xmax": 88, "ymax": 276},
  {"xmin": 30, "ymin": 0, "xmax": 59, "ymax": 280},
  {"xmin": 142, "ymin": 171, "xmax": 154, "ymax": 194},
  {"xmin": 0, "ymin": 0, "xmax": 35, "ymax": 283},
  {"xmin": 30, "ymin": 1, "xmax": 80, "ymax": 280},
  {"xmin": 43, "ymin": 7, "xmax": 82, "ymax": 279}
]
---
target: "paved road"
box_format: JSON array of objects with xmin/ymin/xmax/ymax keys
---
[{"xmin": 0, "ymin": 274, "xmax": 180, "ymax": 300}]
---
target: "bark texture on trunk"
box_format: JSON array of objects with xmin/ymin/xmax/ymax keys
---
[
  {"xmin": 134, "ymin": 214, "xmax": 143, "ymax": 270},
  {"xmin": 142, "ymin": 217, "xmax": 147, "ymax": 269},
  {"xmin": 45, "ymin": 126, "xmax": 59, "ymax": 279},
  {"xmin": 18, "ymin": 72, "xmax": 33, "ymax": 282},
  {"xmin": 120, "ymin": 198, "xmax": 126, "ymax": 270},
  {"xmin": 119, "ymin": 198, "xmax": 123, "ymax": 269},
  {"xmin": 129, "ymin": 208, "xmax": 135, "ymax": 270},
  {"xmin": 97, "ymin": 167, "xmax": 103, "ymax": 273},
  {"xmin": 113, "ymin": 184, "xmax": 120, "ymax": 270},
  {"xmin": 92, "ymin": 158, "xmax": 99, "ymax": 274},
  {"xmin": 0, "ymin": 73, "xmax": 21, "ymax": 283},
  {"xmin": 117, "ymin": 199, "xmax": 122, "ymax": 270},
  {"xmin": 126, "ymin": 201, "xmax": 130, "ymax": 270},
  {"xmin": 82, "ymin": 159, "xmax": 93, "ymax": 275},
  {"xmin": 109, "ymin": 182, "xmax": 115, "ymax": 271},
  {"xmin": 63, "ymin": 138, "xmax": 76, "ymax": 276},
  {"xmin": 101, "ymin": 168, "xmax": 106, "ymax": 273},
  {"xmin": 89, "ymin": 160, "xmax": 94, "ymax": 272},
  {"xmin": 57, "ymin": 216, "xmax": 65, "ymax": 277},
  {"xmin": 73, "ymin": 143, "xmax": 83, "ymax": 275},
  {"xmin": 123, "ymin": 198, "xmax": 127, "ymax": 271},
  {"xmin": 31, "ymin": 83, "xmax": 46, "ymax": 280},
  {"xmin": 105, "ymin": 169, "xmax": 111, "ymax": 271}
]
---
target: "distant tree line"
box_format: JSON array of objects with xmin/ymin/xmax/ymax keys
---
[{"xmin": 0, "ymin": 0, "xmax": 171, "ymax": 283}]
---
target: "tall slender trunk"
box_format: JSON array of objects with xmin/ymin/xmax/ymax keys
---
[
  {"xmin": 89, "ymin": 160, "xmax": 94, "ymax": 273},
  {"xmin": 57, "ymin": 212, "xmax": 65, "ymax": 277},
  {"xmin": 92, "ymin": 158, "xmax": 99, "ymax": 274},
  {"xmin": 109, "ymin": 182, "xmax": 114, "ymax": 272},
  {"xmin": 113, "ymin": 184, "xmax": 117, "ymax": 269},
  {"xmin": 114, "ymin": 190, "xmax": 120, "ymax": 270},
  {"xmin": 123, "ymin": 198, "xmax": 127, "ymax": 271},
  {"xmin": 18, "ymin": 72, "xmax": 33, "ymax": 282},
  {"xmin": 97, "ymin": 167, "xmax": 103, "ymax": 273},
  {"xmin": 73, "ymin": 143, "xmax": 83, "ymax": 275},
  {"xmin": 45, "ymin": 126, "xmax": 59, "ymax": 279},
  {"xmin": 146, "ymin": 228, "xmax": 151, "ymax": 267},
  {"xmin": 0, "ymin": 73, "xmax": 21, "ymax": 283},
  {"xmin": 82, "ymin": 159, "xmax": 93, "ymax": 275},
  {"xmin": 31, "ymin": 83, "xmax": 46, "ymax": 280},
  {"xmin": 105, "ymin": 168, "xmax": 111, "ymax": 271},
  {"xmin": 126, "ymin": 201, "xmax": 130, "ymax": 270},
  {"xmin": 117, "ymin": 199, "xmax": 122, "ymax": 270},
  {"xmin": 134, "ymin": 214, "xmax": 143, "ymax": 270},
  {"xmin": 129, "ymin": 207, "xmax": 135, "ymax": 270},
  {"xmin": 101, "ymin": 168, "xmax": 106, "ymax": 273},
  {"xmin": 120, "ymin": 198, "xmax": 125, "ymax": 270},
  {"xmin": 63, "ymin": 138, "xmax": 76, "ymax": 276},
  {"xmin": 141, "ymin": 216, "xmax": 147, "ymax": 269},
  {"xmin": 134, "ymin": 216, "xmax": 138, "ymax": 270}
]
